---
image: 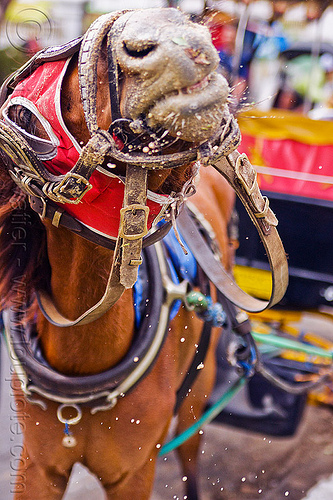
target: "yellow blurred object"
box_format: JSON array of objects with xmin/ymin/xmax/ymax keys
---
[
  {"xmin": 234, "ymin": 265, "xmax": 272, "ymax": 300},
  {"xmin": 5, "ymin": 1, "xmax": 50, "ymax": 23},
  {"xmin": 238, "ymin": 108, "xmax": 333, "ymax": 145}
]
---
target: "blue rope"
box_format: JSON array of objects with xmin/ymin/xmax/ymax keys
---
[{"xmin": 197, "ymin": 297, "xmax": 227, "ymax": 328}]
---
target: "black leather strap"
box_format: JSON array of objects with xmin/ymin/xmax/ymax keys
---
[{"xmin": 28, "ymin": 194, "xmax": 172, "ymax": 250}]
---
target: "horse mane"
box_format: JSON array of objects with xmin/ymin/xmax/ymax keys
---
[{"xmin": 0, "ymin": 152, "xmax": 50, "ymax": 310}]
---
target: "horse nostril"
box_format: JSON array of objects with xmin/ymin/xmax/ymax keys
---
[{"xmin": 123, "ymin": 40, "xmax": 157, "ymax": 58}]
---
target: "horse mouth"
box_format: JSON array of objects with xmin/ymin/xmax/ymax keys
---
[
  {"xmin": 144, "ymin": 72, "xmax": 230, "ymax": 144},
  {"xmin": 181, "ymin": 75, "xmax": 210, "ymax": 94}
]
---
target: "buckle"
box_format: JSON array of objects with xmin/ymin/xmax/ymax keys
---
[
  {"xmin": 43, "ymin": 172, "xmax": 92, "ymax": 204},
  {"xmin": 119, "ymin": 204, "xmax": 150, "ymax": 240}
]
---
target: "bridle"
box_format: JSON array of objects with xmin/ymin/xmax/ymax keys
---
[{"xmin": 0, "ymin": 10, "xmax": 241, "ymax": 328}]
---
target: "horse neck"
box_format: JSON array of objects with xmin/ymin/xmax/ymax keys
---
[{"xmin": 37, "ymin": 221, "xmax": 134, "ymax": 375}]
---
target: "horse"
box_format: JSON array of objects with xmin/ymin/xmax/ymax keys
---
[{"xmin": 0, "ymin": 8, "xmax": 286, "ymax": 500}]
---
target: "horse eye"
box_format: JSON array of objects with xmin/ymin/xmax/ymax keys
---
[
  {"xmin": 123, "ymin": 40, "xmax": 156, "ymax": 58},
  {"xmin": 8, "ymin": 105, "xmax": 32, "ymax": 128},
  {"xmin": 18, "ymin": 107, "xmax": 32, "ymax": 128}
]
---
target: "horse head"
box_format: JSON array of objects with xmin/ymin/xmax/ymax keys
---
[
  {"xmin": 0, "ymin": 8, "xmax": 240, "ymax": 308},
  {"xmin": 59, "ymin": 8, "xmax": 239, "ymax": 193}
]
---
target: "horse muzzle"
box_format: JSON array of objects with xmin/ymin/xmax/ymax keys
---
[{"xmin": 114, "ymin": 8, "xmax": 230, "ymax": 144}]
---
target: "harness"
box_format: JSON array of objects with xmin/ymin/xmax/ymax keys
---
[
  {"xmin": 0, "ymin": 10, "xmax": 289, "ymax": 443},
  {"xmin": 3, "ymin": 214, "xmax": 221, "ymax": 417}
]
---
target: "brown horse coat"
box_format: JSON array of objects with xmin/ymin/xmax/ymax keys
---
[{"xmin": 0, "ymin": 8, "xmax": 237, "ymax": 499}]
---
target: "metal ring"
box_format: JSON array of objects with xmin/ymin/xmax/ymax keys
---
[{"xmin": 57, "ymin": 404, "xmax": 82, "ymax": 426}]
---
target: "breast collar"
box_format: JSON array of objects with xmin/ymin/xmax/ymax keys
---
[{"xmin": 2, "ymin": 57, "xmax": 172, "ymax": 240}]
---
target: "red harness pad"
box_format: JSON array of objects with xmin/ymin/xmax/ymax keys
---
[{"xmin": 8, "ymin": 59, "xmax": 169, "ymax": 239}]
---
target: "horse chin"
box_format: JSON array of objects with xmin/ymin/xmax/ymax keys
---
[{"xmin": 145, "ymin": 73, "xmax": 229, "ymax": 143}]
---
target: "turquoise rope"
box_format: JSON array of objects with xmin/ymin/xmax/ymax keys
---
[
  {"xmin": 251, "ymin": 331, "xmax": 333, "ymax": 360},
  {"xmin": 159, "ymin": 330, "xmax": 333, "ymax": 456},
  {"xmin": 159, "ymin": 375, "xmax": 247, "ymax": 456}
]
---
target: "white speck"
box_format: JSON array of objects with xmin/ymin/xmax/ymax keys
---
[
  {"xmin": 180, "ymin": 337, "xmax": 185, "ymax": 343},
  {"xmin": 241, "ymin": 477, "xmax": 246, "ymax": 482},
  {"xmin": 36, "ymin": 422, "xmax": 39, "ymax": 426},
  {"xmin": 182, "ymin": 476, "xmax": 188, "ymax": 482},
  {"xmin": 197, "ymin": 362, "xmax": 204, "ymax": 370},
  {"xmin": 156, "ymin": 443, "xmax": 161, "ymax": 449},
  {"xmin": 136, "ymin": 420, "xmax": 140, "ymax": 424},
  {"xmin": 284, "ymin": 492, "xmax": 290, "ymax": 497},
  {"xmin": 133, "ymin": 356, "xmax": 139, "ymax": 363},
  {"xmin": 131, "ymin": 419, "xmax": 135, "ymax": 423}
]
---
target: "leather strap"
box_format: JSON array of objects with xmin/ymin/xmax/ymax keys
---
[
  {"xmin": 177, "ymin": 151, "xmax": 288, "ymax": 312},
  {"xmin": 119, "ymin": 165, "xmax": 149, "ymax": 288},
  {"xmin": 36, "ymin": 233, "xmax": 125, "ymax": 326},
  {"xmin": 28, "ymin": 194, "xmax": 172, "ymax": 250},
  {"xmin": 36, "ymin": 163, "xmax": 150, "ymax": 326}
]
